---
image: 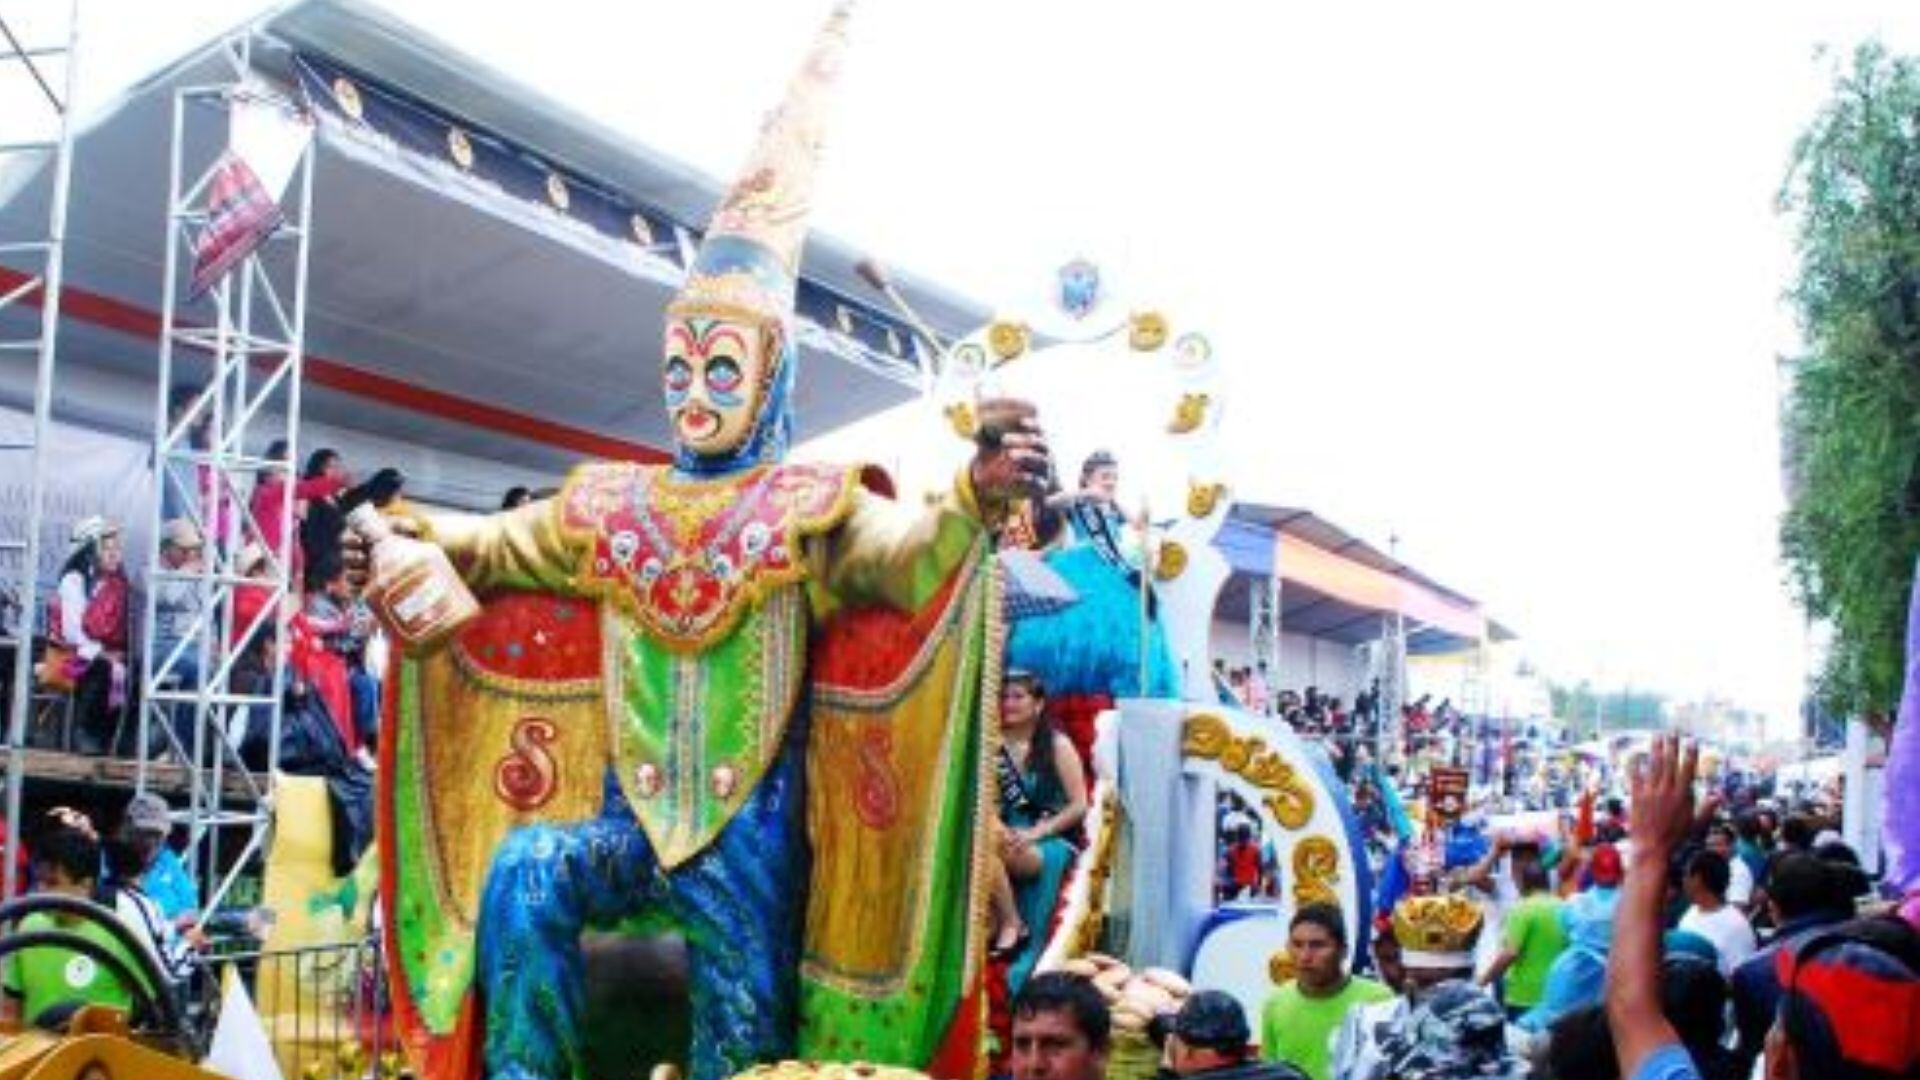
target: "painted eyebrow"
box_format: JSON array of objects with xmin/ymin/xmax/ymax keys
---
[
  {"xmin": 667, "ymin": 324, "xmax": 698, "ymax": 354},
  {"xmin": 703, "ymin": 326, "xmax": 749, "ymax": 356}
]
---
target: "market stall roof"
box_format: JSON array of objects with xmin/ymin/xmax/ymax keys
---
[
  {"xmin": 1213, "ymin": 502, "xmax": 1517, "ymax": 655},
  {"xmin": 0, "ymin": 0, "xmax": 984, "ymax": 480}
]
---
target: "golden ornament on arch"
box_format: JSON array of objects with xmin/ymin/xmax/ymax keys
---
[
  {"xmin": 546, "ymin": 171, "xmax": 571, "ymax": 211},
  {"xmin": 1268, "ymin": 947, "xmax": 1297, "ymax": 985},
  {"xmin": 1187, "ymin": 481, "xmax": 1227, "ymax": 518},
  {"xmin": 943, "ymin": 401, "xmax": 978, "ymax": 439},
  {"xmin": 987, "ymin": 320, "xmax": 1030, "ymax": 362},
  {"xmin": 1167, "ymin": 393, "xmax": 1210, "ymax": 434},
  {"xmin": 1154, "ymin": 540, "xmax": 1188, "ymax": 582},
  {"xmin": 631, "ymin": 213, "xmax": 655, "ymax": 246},
  {"xmin": 1129, "ymin": 310, "xmax": 1169, "ymax": 351}
]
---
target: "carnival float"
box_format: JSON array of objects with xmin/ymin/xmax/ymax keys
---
[{"xmin": 353, "ymin": 6, "xmax": 1370, "ymax": 1079}]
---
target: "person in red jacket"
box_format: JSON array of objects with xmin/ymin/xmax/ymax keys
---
[
  {"xmin": 46, "ymin": 517, "xmax": 131, "ymax": 754},
  {"xmin": 248, "ymin": 437, "xmax": 345, "ymax": 587}
]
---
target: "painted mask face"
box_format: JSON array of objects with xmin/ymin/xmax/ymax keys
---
[{"xmin": 663, "ymin": 314, "xmax": 775, "ymax": 458}]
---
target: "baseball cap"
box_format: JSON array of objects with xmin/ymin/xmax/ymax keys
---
[
  {"xmin": 1588, "ymin": 843, "xmax": 1624, "ymax": 886},
  {"xmin": 125, "ymin": 793, "xmax": 171, "ymax": 834},
  {"xmin": 1164, "ymin": 990, "xmax": 1250, "ymax": 1053},
  {"xmin": 1774, "ymin": 918, "xmax": 1920, "ymax": 1077}
]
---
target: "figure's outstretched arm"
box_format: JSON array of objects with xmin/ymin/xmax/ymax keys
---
[
  {"xmin": 813, "ymin": 473, "xmax": 985, "ymax": 616},
  {"xmin": 424, "ymin": 499, "xmax": 583, "ymax": 594}
]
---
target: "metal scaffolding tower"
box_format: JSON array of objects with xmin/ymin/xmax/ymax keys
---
[
  {"xmin": 134, "ymin": 32, "xmax": 314, "ymax": 915},
  {"xmin": 0, "ymin": 0, "xmax": 80, "ymax": 902}
]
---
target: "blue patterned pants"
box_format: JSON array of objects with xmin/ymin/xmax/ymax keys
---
[{"xmin": 476, "ymin": 749, "xmax": 806, "ymax": 1080}]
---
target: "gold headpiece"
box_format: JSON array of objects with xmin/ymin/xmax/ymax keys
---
[
  {"xmin": 1390, "ymin": 893, "xmax": 1484, "ymax": 968},
  {"xmin": 670, "ymin": 4, "xmax": 853, "ymax": 327}
]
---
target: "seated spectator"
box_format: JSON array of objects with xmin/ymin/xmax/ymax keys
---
[
  {"xmin": 230, "ymin": 542, "xmax": 276, "ymax": 653},
  {"xmin": 987, "ymin": 671, "xmax": 1088, "ymax": 993},
  {"xmin": 1011, "ymin": 972, "xmax": 1111, "ymax": 1080},
  {"xmin": 121, "ymin": 794, "xmax": 198, "ymax": 925},
  {"xmin": 1161, "ymin": 989, "xmax": 1306, "ymax": 1080},
  {"xmin": 303, "ymin": 555, "xmax": 379, "ymax": 756},
  {"xmin": 41, "ymin": 517, "xmax": 130, "ymax": 755},
  {"xmin": 0, "ymin": 814, "xmax": 153, "ymax": 1028},
  {"xmin": 1677, "ymin": 851, "xmax": 1756, "ymax": 977},
  {"xmin": 150, "ymin": 518, "xmax": 208, "ymax": 753},
  {"xmin": 99, "ymin": 821, "xmax": 201, "ymax": 989}
]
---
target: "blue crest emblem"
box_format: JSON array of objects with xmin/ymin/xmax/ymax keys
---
[{"xmin": 1057, "ymin": 258, "xmax": 1101, "ymax": 320}]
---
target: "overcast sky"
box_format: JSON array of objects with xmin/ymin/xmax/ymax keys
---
[{"xmin": 21, "ymin": 0, "xmax": 1920, "ymax": 731}]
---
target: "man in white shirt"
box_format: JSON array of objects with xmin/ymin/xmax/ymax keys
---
[
  {"xmin": 1675, "ymin": 850, "xmax": 1756, "ymax": 976},
  {"xmin": 1703, "ymin": 824, "xmax": 1752, "ymax": 910}
]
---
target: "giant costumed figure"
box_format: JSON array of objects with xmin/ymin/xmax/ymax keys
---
[{"xmin": 370, "ymin": 8, "xmax": 1052, "ymax": 1079}]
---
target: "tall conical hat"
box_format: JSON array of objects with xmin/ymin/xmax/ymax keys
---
[{"xmin": 668, "ymin": 4, "xmax": 852, "ymax": 327}]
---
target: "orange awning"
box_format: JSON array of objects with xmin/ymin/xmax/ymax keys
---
[{"xmin": 1276, "ymin": 535, "xmax": 1487, "ymax": 641}]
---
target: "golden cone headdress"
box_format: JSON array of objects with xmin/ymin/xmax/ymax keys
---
[{"xmin": 669, "ymin": 4, "xmax": 853, "ymax": 327}]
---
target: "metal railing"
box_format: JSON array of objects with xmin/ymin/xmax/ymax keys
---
[{"xmin": 198, "ymin": 935, "xmax": 400, "ymax": 1080}]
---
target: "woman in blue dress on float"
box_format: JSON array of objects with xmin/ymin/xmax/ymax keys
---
[{"xmin": 1008, "ymin": 449, "xmax": 1181, "ymax": 711}]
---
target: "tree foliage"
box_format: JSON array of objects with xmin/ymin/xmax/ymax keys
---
[
  {"xmin": 1780, "ymin": 42, "xmax": 1920, "ymax": 729},
  {"xmin": 1548, "ymin": 680, "xmax": 1668, "ymax": 736}
]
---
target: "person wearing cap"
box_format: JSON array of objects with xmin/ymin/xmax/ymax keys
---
[
  {"xmin": 45, "ymin": 516, "xmax": 130, "ymax": 755},
  {"xmin": 1261, "ymin": 903, "xmax": 1391, "ymax": 1080},
  {"xmin": 121, "ymin": 793, "xmax": 198, "ymax": 924},
  {"xmin": 151, "ymin": 518, "xmax": 208, "ymax": 743},
  {"xmin": 1159, "ymin": 990, "xmax": 1306, "ymax": 1080}
]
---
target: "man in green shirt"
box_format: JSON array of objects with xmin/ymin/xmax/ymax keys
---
[
  {"xmin": 0, "ymin": 817, "xmax": 149, "ymax": 1028},
  {"xmin": 1260, "ymin": 903, "xmax": 1394, "ymax": 1080},
  {"xmin": 1477, "ymin": 858, "xmax": 1565, "ymax": 1018}
]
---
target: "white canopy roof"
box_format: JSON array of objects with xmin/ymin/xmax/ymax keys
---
[{"xmin": 0, "ymin": 0, "xmax": 986, "ymax": 504}]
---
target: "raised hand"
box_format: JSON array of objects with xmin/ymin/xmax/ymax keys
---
[{"xmin": 970, "ymin": 397, "xmax": 1053, "ymax": 500}]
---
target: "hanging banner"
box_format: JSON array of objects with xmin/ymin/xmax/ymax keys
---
[
  {"xmin": 1428, "ymin": 765, "xmax": 1470, "ymax": 824},
  {"xmin": 189, "ymin": 84, "xmax": 313, "ymax": 298}
]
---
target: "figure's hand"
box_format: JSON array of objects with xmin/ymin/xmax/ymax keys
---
[
  {"xmin": 1628, "ymin": 735, "xmax": 1698, "ymax": 862},
  {"xmin": 970, "ymin": 397, "xmax": 1052, "ymax": 500},
  {"xmin": 341, "ymin": 516, "xmax": 421, "ymax": 589}
]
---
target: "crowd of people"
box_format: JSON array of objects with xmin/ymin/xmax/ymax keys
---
[{"xmin": 1001, "ymin": 738, "xmax": 1918, "ymax": 1080}]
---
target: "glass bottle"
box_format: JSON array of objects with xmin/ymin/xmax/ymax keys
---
[{"xmin": 347, "ymin": 504, "xmax": 479, "ymax": 652}]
